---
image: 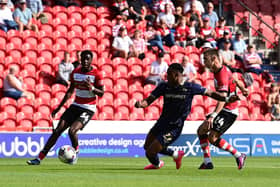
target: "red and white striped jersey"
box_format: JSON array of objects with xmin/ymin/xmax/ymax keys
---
[
  {"xmin": 70, "ymin": 66, "xmax": 104, "ymax": 112},
  {"xmin": 214, "ymin": 65, "xmax": 238, "ymax": 111}
]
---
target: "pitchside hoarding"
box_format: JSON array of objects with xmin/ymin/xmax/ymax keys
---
[{"xmin": 0, "ymin": 133, "xmax": 280, "ymax": 158}]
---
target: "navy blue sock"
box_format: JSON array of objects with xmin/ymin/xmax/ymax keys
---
[
  {"xmin": 146, "ymin": 152, "xmax": 160, "ymax": 166},
  {"xmin": 159, "ymin": 148, "xmax": 174, "ymax": 156}
]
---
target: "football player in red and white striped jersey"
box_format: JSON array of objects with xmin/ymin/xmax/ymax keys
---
[{"xmin": 27, "ymin": 50, "xmax": 104, "ymax": 165}]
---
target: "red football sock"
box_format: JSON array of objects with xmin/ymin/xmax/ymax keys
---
[
  {"xmin": 216, "ymin": 138, "xmax": 241, "ymax": 158},
  {"xmin": 38, "ymin": 151, "xmax": 46, "ymax": 160},
  {"xmin": 199, "ymin": 135, "xmax": 211, "ymax": 162}
]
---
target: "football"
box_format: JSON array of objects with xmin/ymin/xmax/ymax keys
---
[{"xmin": 58, "ymin": 145, "xmax": 77, "ymax": 164}]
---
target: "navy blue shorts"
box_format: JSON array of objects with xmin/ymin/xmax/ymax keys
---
[
  {"xmin": 3, "ymin": 90, "xmax": 23, "ymax": 100},
  {"xmin": 150, "ymin": 119, "xmax": 184, "ymax": 147}
]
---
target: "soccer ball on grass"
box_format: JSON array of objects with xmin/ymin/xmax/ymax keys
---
[{"xmin": 58, "ymin": 145, "xmax": 77, "ymax": 164}]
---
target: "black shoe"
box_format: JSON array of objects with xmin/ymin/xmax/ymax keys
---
[
  {"xmin": 27, "ymin": 158, "xmax": 40, "ymax": 165},
  {"xmin": 198, "ymin": 162, "xmax": 214, "ymax": 169}
]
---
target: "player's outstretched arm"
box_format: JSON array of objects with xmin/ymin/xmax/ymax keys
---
[
  {"xmin": 204, "ymin": 89, "xmax": 240, "ymax": 103},
  {"xmin": 52, "ymin": 82, "xmax": 75, "ymax": 118},
  {"xmin": 135, "ymin": 95, "xmax": 156, "ymax": 108}
]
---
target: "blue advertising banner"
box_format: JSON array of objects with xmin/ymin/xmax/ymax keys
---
[{"xmin": 0, "ymin": 133, "xmax": 279, "ymax": 158}]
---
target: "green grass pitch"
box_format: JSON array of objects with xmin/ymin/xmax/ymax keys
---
[{"xmin": 0, "ymin": 157, "xmax": 279, "ymax": 187}]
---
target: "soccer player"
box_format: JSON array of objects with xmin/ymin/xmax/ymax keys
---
[
  {"xmin": 197, "ymin": 48, "xmax": 248, "ymax": 170},
  {"xmin": 27, "ymin": 50, "xmax": 104, "ymax": 165},
  {"xmin": 135, "ymin": 63, "xmax": 240, "ymax": 170}
]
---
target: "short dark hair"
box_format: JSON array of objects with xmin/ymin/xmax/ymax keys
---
[
  {"xmin": 168, "ymin": 63, "xmax": 184, "ymax": 74},
  {"xmin": 81, "ymin": 50, "xmax": 93, "ymax": 59},
  {"xmin": 203, "ymin": 48, "xmax": 219, "ymax": 64}
]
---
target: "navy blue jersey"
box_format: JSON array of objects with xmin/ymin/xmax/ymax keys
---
[{"xmin": 151, "ymin": 81, "xmax": 206, "ymax": 123}]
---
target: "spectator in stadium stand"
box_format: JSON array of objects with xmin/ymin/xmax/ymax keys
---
[
  {"xmin": 185, "ymin": 2, "xmax": 202, "ymax": 28},
  {"xmin": 174, "ymin": 6, "xmax": 183, "ymax": 25},
  {"xmin": 132, "ymin": 29, "xmax": 146, "ymax": 60},
  {"xmin": 183, "ymin": 0, "xmax": 204, "ymax": 15},
  {"xmin": 202, "ymin": 2, "xmax": 218, "ymax": 29},
  {"xmin": 56, "ymin": 51, "xmax": 75, "ymax": 87},
  {"xmin": 145, "ymin": 52, "xmax": 168, "ymax": 85},
  {"xmin": 0, "ymin": 0, "xmax": 18, "ymax": 32},
  {"xmin": 3, "ymin": 66, "xmax": 34, "ymax": 100},
  {"xmin": 112, "ymin": 15, "xmax": 124, "ymax": 37},
  {"xmin": 232, "ymin": 31, "xmax": 247, "ymax": 61},
  {"xmin": 200, "ymin": 16, "xmax": 217, "ymax": 48},
  {"xmin": 72, "ymin": 51, "xmax": 81, "ymax": 69},
  {"xmin": 156, "ymin": 3, "xmax": 175, "ymax": 29},
  {"xmin": 271, "ymin": 95, "xmax": 280, "ymax": 121},
  {"xmin": 13, "ymin": 0, "xmax": 38, "ymax": 33},
  {"xmin": 175, "ymin": 16, "xmax": 190, "ymax": 48},
  {"xmin": 181, "ymin": 55, "xmax": 197, "ymax": 83},
  {"xmin": 219, "ymin": 40, "xmax": 237, "ymax": 69},
  {"xmin": 187, "ymin": 15, "xmax": 199, "ymax": 46},
  {"xmin": 243, "ymin": 45, "xmax": 263, "ymax": 75},
  {"xmin": 112, "ymin": 0, "xmax": 129, "ymax": 20},
  {"xmin": 158, "ymin": 19, "xmax": 176, "ymax": 47},
  {"xmin": 112, "ymin": 26, "xmax": 135, "ymax": 59},
  {"xmin": 267, "ymin": 83, "xmax": 279, "ymax": 112},
  {"xmin": 215, "ymin": 16, "xmax": 232, "ymax": 40},
  {"xmin": 217, "ymin": 29, "xmax": 233, "ymax": 50},
  {"xmin": 144, "ymin": 22, "xmax": 167, "ymax": 53},
  {"xmin": 26, "ymin": 0, "xmax": 48, "ymax": 24},
  {"xmin": 152, "ymin": 0, "xmax": 175, "ymax": 15},
  {"xmin": 127, "ymin": 0, "xmax": 147, "ymax": 22}
]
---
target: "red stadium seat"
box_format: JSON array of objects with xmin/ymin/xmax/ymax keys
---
[
  {"xmin": 129, "ymin": 64, "xmax": 144, "ymax": 77},
  {"xmin": 0, "ymin": 101, "xmax": 17, "ymax": 116},
  {"xmin": 143, "ymin": 84, "xmax": 156, "ymax": 97},
  {"xmin": 100, "ymin": 64, "xmax": 113, "ymax": 78},
  {"xmin": 0, "ymin": 119, "xmax": 16, "ymax": 131},
  {"xmin": 82, "ymin": 6, "xmax": 96, "ymax": 15},
  {"xmin": 114, "ymin": 80, "xmax": 129, "ymax": 93},
  {"xmin": 96, "ymin": 7, "xmax": 110, "ymax": 18},
  {"xmin": 7, "ymin": 37, "xmax": 22, "ymax": 49},
  {"xmin": 39, "ymin": 24, "xmax": 53, "ymax": 35},
  {"xmin": 129, "ymin": 84, "xmax": 144, "ymax": 95},
  {"xmin": 0, "ymin": 36, "xmax": 6, "ymax": 49},
  {"xmin": 99, "ymin": 105, "xmax": 114, "ymax": 120},
  {"xmin": 114, "ymin": 105, "xmax": 130, "ymax": 120},
  {"xmin": 16, "ymin": 119, "xmax": 33, "ymax": 131},
  {"xmin": 39, "ymin": 36, "xmax": 54, "ymax": 49},
  {"xmin": 130, "ymin": 108, "xmax": 145, "ymax": 120},
  {"xmin": 67, "ymin": 5, "xmax": 82, "ymax": 15},
  {"xmin": 102, "ymin": 77, "xmax": 114, "ymax": 92},
  {"xmin": 192, "ymin": 95, "xmax": 204, "ymax": 107},
  {"xmin": 83, "ymin": 12, "xmax": 97, "ymax": 23},
  {"xmin": 114, "ymin": 95, "xmax": 129, "ymax": 107},
  {"xmin": 114, "ymin": 64, "xmax": 128, "ymax": 77}
]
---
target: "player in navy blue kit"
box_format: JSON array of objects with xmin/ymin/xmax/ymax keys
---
[{"xmin": 135, "ymin": 63, "xmax": 240, "ymax": 170}]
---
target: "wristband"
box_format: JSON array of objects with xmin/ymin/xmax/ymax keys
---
[{"xmin": 210, "ymin": 112, "xmax": 218, "ymax": 118}]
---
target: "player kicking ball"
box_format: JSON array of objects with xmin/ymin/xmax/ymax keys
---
[
  {"xmin": 197, "ymin": 49, "xmax": 249, "ymax": 170},
  {"xmin": 27, "ymin": 50, "xmax": 104, "ymax": 165},
  {"xmin": 135, "ymin": 63, "xmax": 240, "ymax": 170}
]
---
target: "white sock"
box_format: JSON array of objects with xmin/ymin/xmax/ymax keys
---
[
  {"xmin": 204, "ymin": 157, "xmax": 212, "ymax": 164},
  {"xmin": 172, "ymin": 151, "xmax": 178, "ymax": 159}
]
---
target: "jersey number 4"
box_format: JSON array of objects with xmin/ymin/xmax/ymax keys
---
[{"xmin": 214, "ymin": 116, "xmax": 224, "ymax": 127}]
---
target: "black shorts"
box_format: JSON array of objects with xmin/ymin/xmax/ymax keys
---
[
  {"xmin": 61, "ymin": 104, "xmax": 94, "ymax": 130},
  {"xmin": 150, "ymin": 119, "xmax": 184, "ymax": 147},
  {"xmin": 207, "ymin": 109, "xmax": 237, "ymax": 134}
]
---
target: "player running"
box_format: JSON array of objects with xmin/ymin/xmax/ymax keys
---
[
  {"xmin": 27, "ymin": 50, "xmax": 104, "ymax": 165},
  {"xmin": 135, "ymin": 63, "xmax": 240, "ymax": 170},
  {"xmin": 197, "ymin": 49, "xmax": 248, "ymax": 170}
]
